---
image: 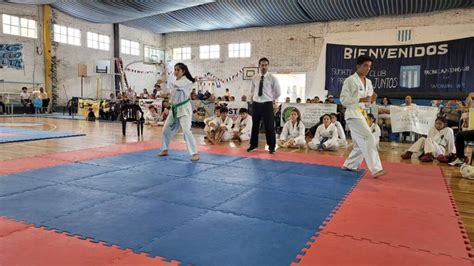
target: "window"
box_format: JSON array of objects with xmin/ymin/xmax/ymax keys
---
[
  {"xmin": 54, "ymin": 24, "xmax": 80, "ymax": 46},
  {"xmin": 87, "ymin": 32, "xmax": 109, "ymax": 51},
  {"xmin": 144, "ymin": 45, "xmax": 162, "ymax": 63},
  {"xmin": 2, "ymin": 14, "xmax": 36, "ymax": 38},
  {"xmin": 121, "ymin": 39, "xmax": 140, "ymax": 56},
  {"xmin": 229, "ymin": 42, "xmax": 251, "ymax": 58},
  {"xmin": 173, "ymin": 47, "xmax": 191, "ymax": 60},
  {"xmin": 200, "ymin": 45, "xmax": 220, "ymax": 59}
]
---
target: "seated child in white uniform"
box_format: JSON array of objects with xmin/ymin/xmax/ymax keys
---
[
  {"xmin": 330, "ymin": 113, "xmax": 347, "ymax": 146},
  {"xmin": 233, "ymin": 108, "xmax": 252, "ymax": 142},
  {"xmin": 367, "ymin": 113, "xmax": 381, "ymax": 149},
  {"xmin": 207, "ymin": 106, "xmax": 233, "ymax": 144},
  {"xmin": 308, "ymin": 114, "xmax": 339, "ymax": 151},
  {"xmin": 144, "ymin": 105, "xmax": 160, "ymax": 125},
  {"xmin": 279, "ymin": 109, "xmax": 306, "ymax": 148},
  {"xmin": 204, "ymin": 106, "xmax": 221, "ymax": 138},
  {"xmin": 400, "ymin": 116, "xmax": 456, "ymax": 162}
]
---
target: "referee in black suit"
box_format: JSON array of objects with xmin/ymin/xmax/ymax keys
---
[{"xmin": 247, "ymin": 57, "xmax": 281, "ymax": 154}]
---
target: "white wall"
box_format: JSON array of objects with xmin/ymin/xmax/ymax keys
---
[
  {"xmin": 0, "ymin": 3, "xmax": 44, "ymax": 94},
  {"xmin": 0, "ymin": 3, "xmax": 164, "ymax": 105},
  {"xmin": 165, "ymin": 8, "xmax": 474, "ymax": 100}
]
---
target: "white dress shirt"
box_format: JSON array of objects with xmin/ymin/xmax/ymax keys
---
[
  {"xmin": 340, "ymin": 73, "xmax": 374, "ymax": 120},
  {"xmin": 250, "ymin": 72, "xmax": 281, "ymax": 103}
]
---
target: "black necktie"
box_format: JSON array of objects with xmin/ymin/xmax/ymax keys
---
[{"xmin": 258, "ymin": 75, "xmax": 264, "ymax": 96}]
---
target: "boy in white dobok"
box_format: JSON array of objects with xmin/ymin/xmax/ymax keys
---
[
  {"xmin": 330, "ymin": 113, "xmax": 347, "ymax": 147},
  {"xmin": 279, "ymin": 109, "xmax": 306, "ymax": 148},
  {"xmin": 308, "ymin": 114, "xmax": 339, "ymax": 151},
  {"xmin": 208, "ymin": 106, "xmax": 234, "ymax": 144},
  {"xmin": 340, "ymin": 55, "xmax": 385, "ymax": 178},
  {"xmin": 204, "ymin": 106, "xmax": 221, "ymax": 140},
  {"xmin": 233, "ymin": 108, "xmax": 252, "ymax": 142},
  {"xmin": 401, "ymin": 116, "xmax": 456, "ymax": 163}
]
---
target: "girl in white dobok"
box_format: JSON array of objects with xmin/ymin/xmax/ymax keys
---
[
  {"xmin": 308, "ymin": 114, "xmax": 339, "ymax": 151},
  {"xmin": 400, "ymin": 116, "xmax": 456, "ymax": 163},
  {"xmin": 340, "ymin": 55, "xmax": 385, "ymax": 178},
  {"xmin": 158, "ymin": 63, "xmax": 199, "ymax": 161},
  {"xmin": 279, "ymin": 109, "xmax": 306, "ymax": 148}
]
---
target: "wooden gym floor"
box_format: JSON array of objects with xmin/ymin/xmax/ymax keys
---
[{"xmin": 0, "ymin": 116, "xmax": 473, "ymax": 243}]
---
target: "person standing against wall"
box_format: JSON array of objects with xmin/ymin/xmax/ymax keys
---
[
  {"xmin": 247, "ymin": 57, "xmax": 281, "ymax": 154},
  {"xmin": 340, "ymin": 55, "xmax": 386, "ymax": 178}
]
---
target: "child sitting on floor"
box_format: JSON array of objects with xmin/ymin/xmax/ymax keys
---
[
  {"xmin": 367, "ymin": 113, "xmax": 381, "ymax": 149},
  {"xmin": 400, "ymin": 116, "xmax": 456, "ymax": 162},
  {"xmin": 279, "ymin": 109, "xmax": 306, "ymax": 148},
  {"xmin": 308, "ymin": 114, "xmax": 339, "ymax": 151},
  {"xmin": 207, "ymin": 106, "xmax": 233, "ymax": 144},
  {"xmin": 233, "ymin": 108, "xmax": 252, "ymax": 142},
  {"xmin": 330, "ymin": 113, "xmax": 347, "ymax": 147},
  {"xmin": 204, "ymin": 106, "xmax": 221, "ymax": 139},
  {"xmin": 86, "ymin": 107, "xmax": 96, "ymax": 121},
  {"xmin": 144, "ymin": 105, "xmax": 160, "ymax": 126}
]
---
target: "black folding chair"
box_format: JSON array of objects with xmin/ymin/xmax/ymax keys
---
[{"xmin": 121, "ymin": 104, "xmax": 144, "ymax": 136}]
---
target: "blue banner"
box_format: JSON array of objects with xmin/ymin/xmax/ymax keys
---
[
  {"xmin": 325, "ymin": 37, "xmax": 473, "ymax": 98},
  {"xmin": 0, "ymin": 43, "xmax": 24, "ymax": 70}
]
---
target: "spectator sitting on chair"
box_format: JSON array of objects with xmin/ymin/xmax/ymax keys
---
[
  {"xmin": 296, "ymin": 98, "xmax": 302, "ymax": 103},
  {"xmin": 86, "ymin": 108, "xmax": 96, "ymax": 121},
  {"xmin": 140, "ymin": 89, "xmax": 150, "ymax": 99},
  {"xmin": 241, "ymin": 95, "xmax": 248, "ymax": 102},
  {"xmin": 327, "ymin": 95, "xmax": 335, "ymax": 104},
  {"xmin": 402, "ymin": 95, "xmax": 416, "ymax": 107},
  {"xmin": 0, "ymin": 95, "xmax": 5, "ymax": 114},
  {"xmin": 378, "ymin": 96, "xmax": 392, "ymax": 132},
  {"xmin": 20, "ymin": 87, "xmax": 32, "ymax": 107},
  {"xmin": 442, "ymin": 100, "xmax": 463, "ymax": 128},
  {"xmin": 285, "ymin": 97, "xmax": 290, "ymax": 103}
]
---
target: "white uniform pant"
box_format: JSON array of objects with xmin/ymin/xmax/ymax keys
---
[
  {"xmin": 161, "ymin": 112, "xmax": 198, "ymax": 156},
  {"xmin": 343, "ymin": 118, "xmax": 383, "ymax": 174},
  {"xmin": 279, "ymin": 137, "xmax": 306, "ymax": 148},
  {"xmin": 337, "ymin": 138, "xmax": 348, "ymax": 147},
  {"xmin": 408, "ymin": 137, "xmax": 444, "ymax": 157},
  {"xmin": 308, "ymin": 138, "xmax": 339, "ymax": 151},
  {"xmin": 239, "ymin": 133, "xmax": 250, "ymax": 141},
  {"xmin": 221, "ymin": 131, "xmax": 233, "ymax": 142}
]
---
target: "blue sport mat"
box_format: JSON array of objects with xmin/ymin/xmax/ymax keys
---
[
  {"xmin": 0, "ymin": 126, "xmax": 85, "ymax": 144},
  {"xmin": 0, "ymin": 149, "xmax": 363, "ymax": 266}
]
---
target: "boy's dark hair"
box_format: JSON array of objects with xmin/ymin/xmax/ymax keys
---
[
  {"xmin": 367, "ymin": 113, "xmax": 376, "ymax": 123},
  {"xmin": 215, "ymin": 106, "xmax": 221, "ymax": 110},
  {"xmin": 330, "ymin": 113, "xmax": 337, "ymax": 117},
  {"xmin": 258, "ymin": 57, "xmax": 269, "ymax": 65},
  {"xmin": 435, "ymin": 116, "xmax": 447, "ymax": 124},
  {"xmin": 220, "ymin": 107, "xmax": 228, "ymax": 113},
  {"xmin": 356, "ymin": 55, "xmax": 374, "ymax": 65},
  {"xmin": 239, "ymin": 108, "xmax": 248, "ymax": 114}
]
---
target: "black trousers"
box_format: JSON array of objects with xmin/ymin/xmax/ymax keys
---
[
  {"xmin": 455, "ymin": 130, "xmax": 474, "ymax": 159},
  {"xmin": 250, "ymin": 101, "xmax": 276, "ymax": 150}
]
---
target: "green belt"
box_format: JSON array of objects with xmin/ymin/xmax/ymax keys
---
[{"xmin": 171, "ymin": 99, "xmax": 190, "ymax": 121}]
